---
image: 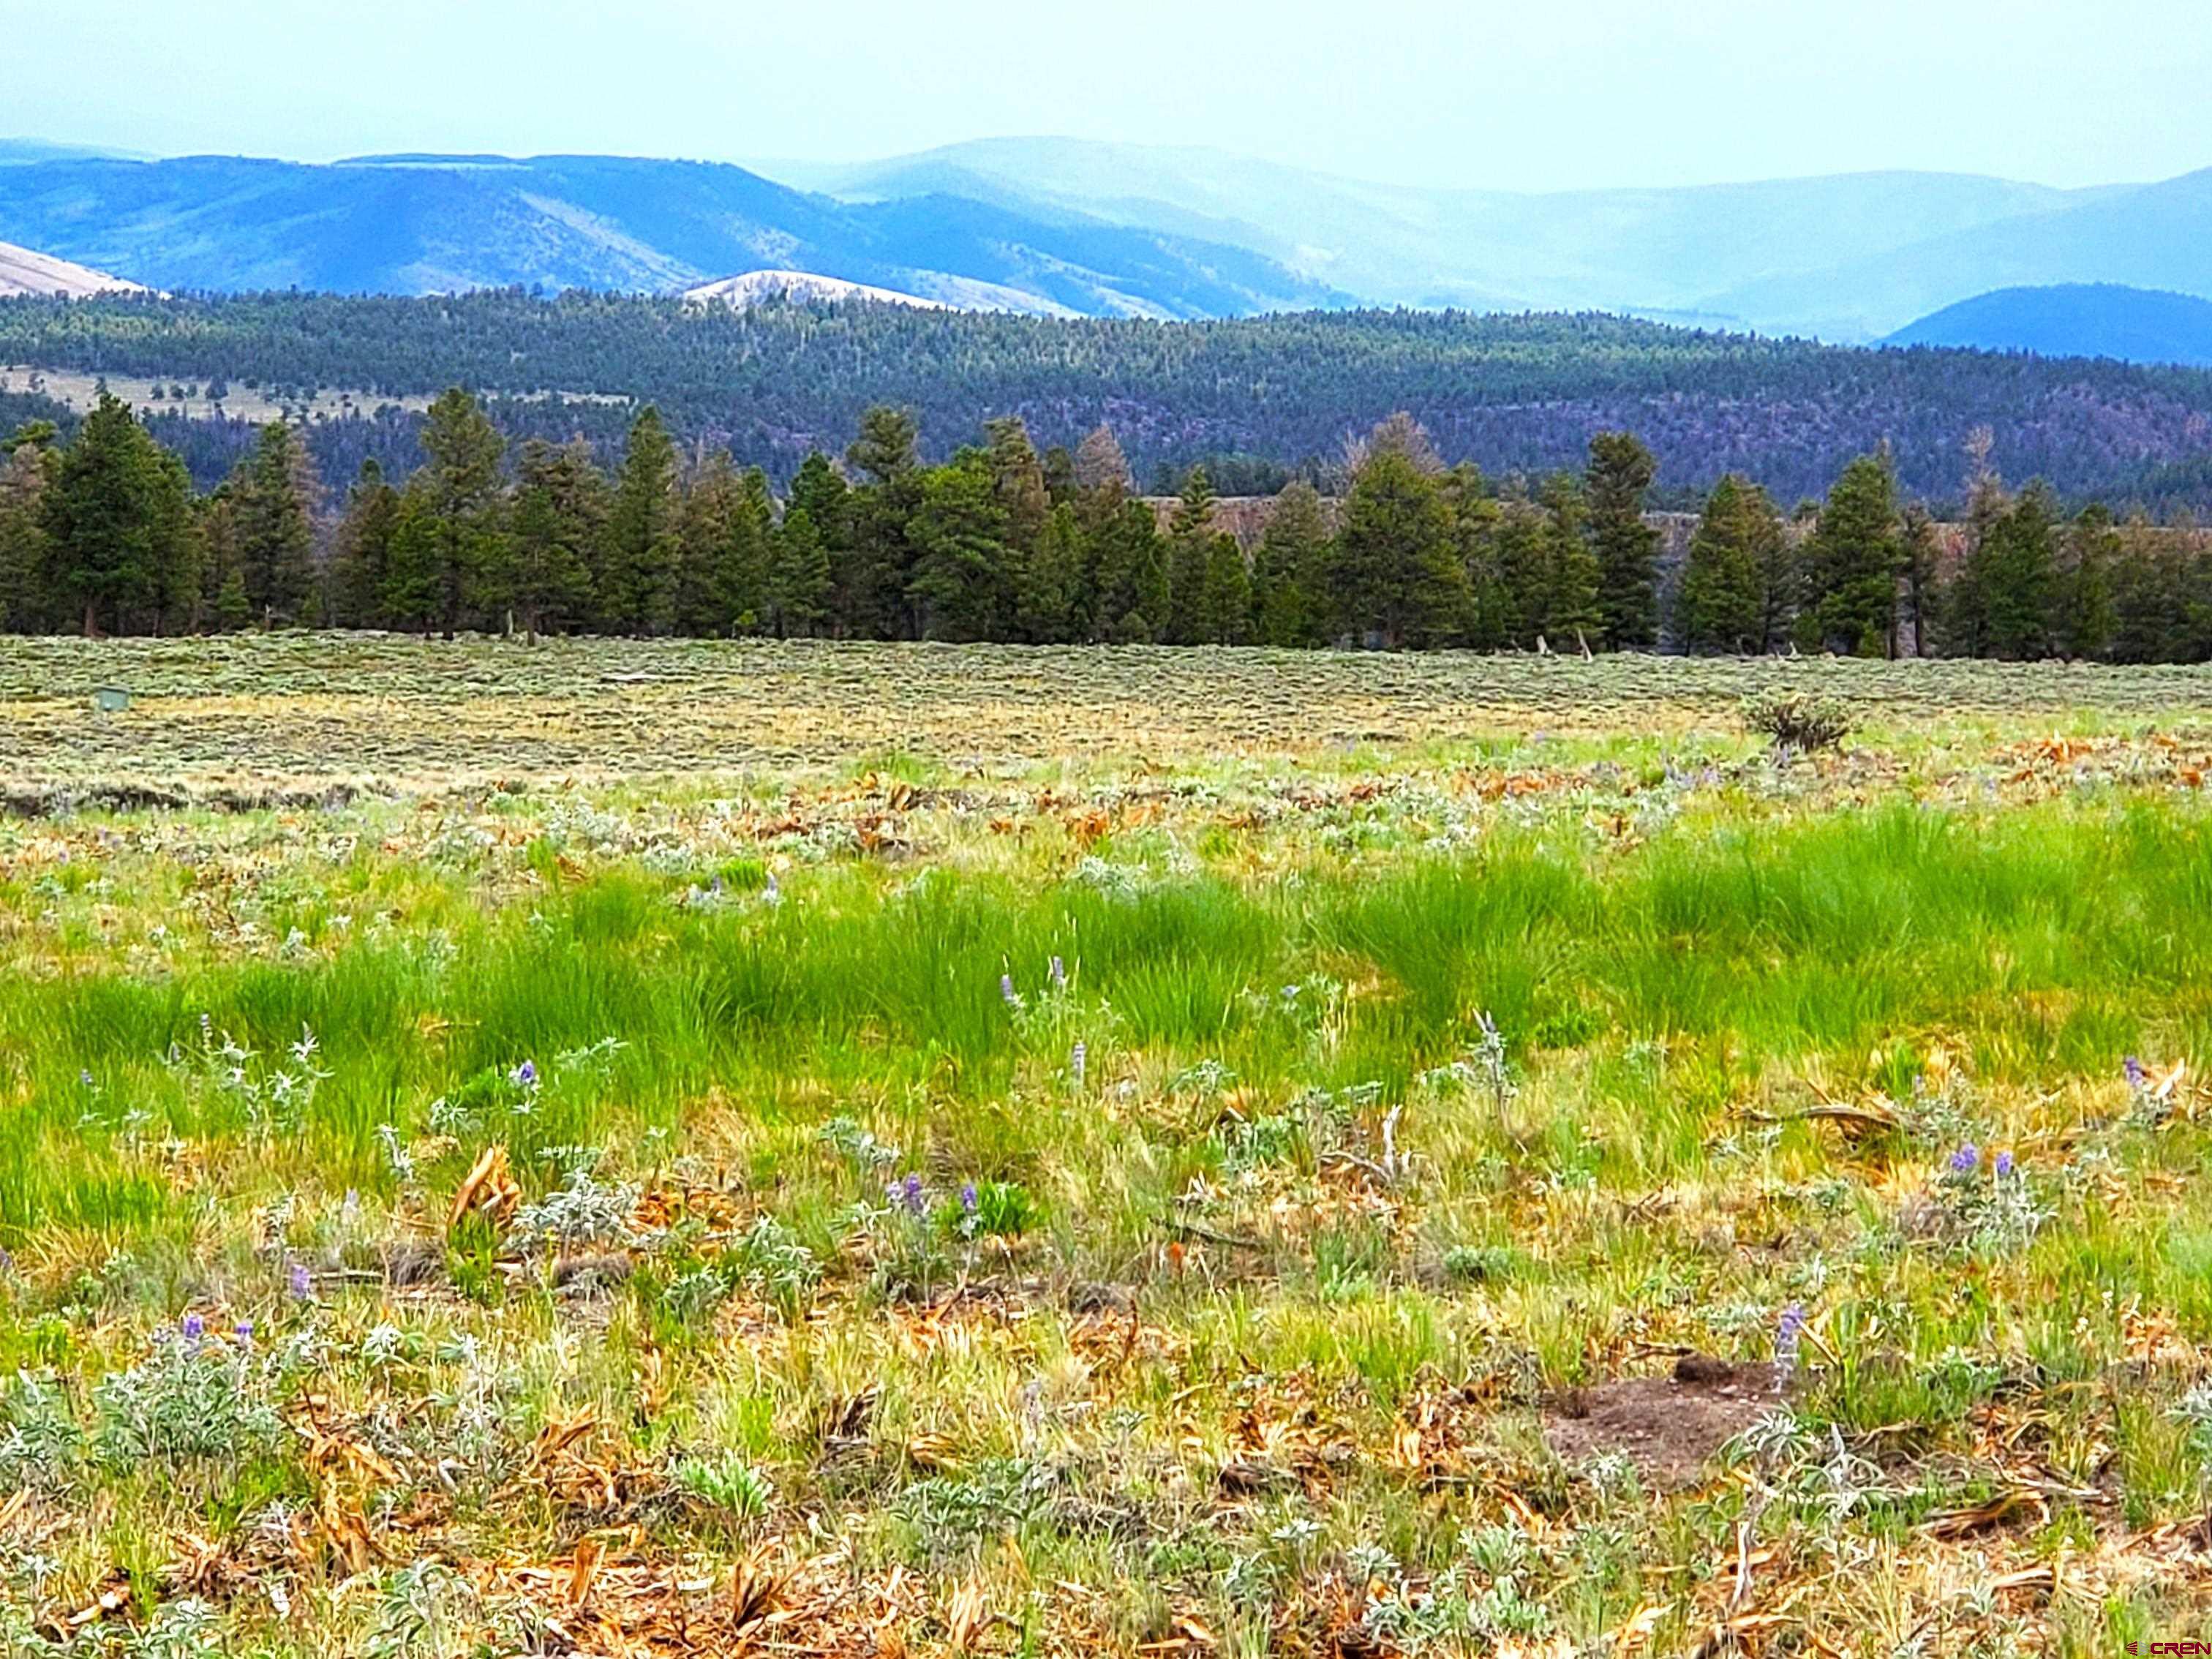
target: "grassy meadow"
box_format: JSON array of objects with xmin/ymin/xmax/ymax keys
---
[{"xmin": 1, "ymin": 636, "xmax": 2211, "ymax": 1655}]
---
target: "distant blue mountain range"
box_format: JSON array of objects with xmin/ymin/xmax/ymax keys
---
[
  {"xmin": 3, "ymin": 138, "xmax": 2212, "ymax": 340},
  {"xmin": 1884, "ymin": 284, "xmax": 2212, "ymax": 366},
  {"xmin": 0, "ymin": 151, "xmax": 1340, "ymax": 318}
]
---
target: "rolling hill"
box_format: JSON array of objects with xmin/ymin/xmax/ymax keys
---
[
  {"xmin": 0, "ymin": 152, "xmax": 1341, "ymax": 317},
  {"xmin": 0, "ymin": 238, "xmax": 142, "ymax": 298},
  {"xmin": 1885, "ymin": 285, "xmax": 2212, "ymax": 367}
]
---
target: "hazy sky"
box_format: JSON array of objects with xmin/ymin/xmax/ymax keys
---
[{"xmin": 12, "ymin": 0, "xmax": 2211, "ymax": 191}]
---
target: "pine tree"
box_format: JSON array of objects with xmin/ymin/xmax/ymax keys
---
[
  {"xmin": 847, "ymin": 405, "xmax": 920, "ymax": 484},
  {"xmin": 1445, "ymin": 466, "xmax": 1511, "ymax": 651},
  {"xmin": 1537, "ymin": 473, "xmax": 1601, "ymax": 649},
  {"xmin": 1897, "ymin": 504, "xmax": 1941, "ymax": 658},
  {"xmin": 1252, "ymin": 479, "xmax": 1330, "ymax": 646},
  {"xmin": 328, "ymin": 459, "xmax": 399, "ymax": 628},
  {"xmin": 1329, "ymin": 446, "xmax": 1464, "ymax": 647},
  {"xmin": 1974, "ymin": 483, "xmax": 2059, "ymax": 659},
  {"xmin": 1018, "ymin": 501, "xmax": 1086, "ymax": 643},
  {"xmin": 1677, "ymin": 474, "xmax": 1776, "ymax": 652},
  {"xmin": 197, "ymin": 486, "xmax": 246, "ymax": 631},
  {"xmin": 1797, "ymin": 453, "xmax": 1900, "ymax": 656},
  {"xmin": 0, "ymin": 427, "xmax": 57, "ymax": 631},
  {"xmin": 413, "ymin": 387, "xmax": 508, "ymax": 636},
  {"xmin": 1089, "ymin": 498, "xmax": 1168, "ymax": 643},
  {"xmin": 508, "ymin": 439, "xmax": 602, "ymax": 639},
  {"xmin": 838, "ymin": 408, "xmax": 923, "ymax": 638},
  {"xmin": 2056, "ymin": 504, "xmax": 2119, "ymax": 661},
  {"xmin": 42, "ymin": 393, "xmax": 195, "ymax": 636},
  {"xmin": 2110, "ymin": 513, "xmax": 2185, "ymax": 663},
  {"xmin": 906, "ymin": 451, "xmax": 1012, "ymax": 641},
  {"xmin": 380, "ymin": 480, "xmax": 445, "ymax": 635},
  {"xmin": 1585, "ymin": 430, "xmax": 1660, "ymax": 648},
  {"xmin": 672, "ymin": 449, "xmax": 768, "ymax": 634},
  {"xmin": 1164, "ymin": 466, "xmax": 1216, "ymax": 645},
  {"xmin": 231, "ymin": 418, "xmax": 319, "ymax": 624},
  {"xmin": 1072, "ymin": 424, "xmax": 1133, "ymax": 511},
  {"xmin": 602, "ymin": 406, "xmax": 680, "ymax": 633},
  {"xmin": 983, "ymin": 415, "xmax": 1050, "ymax": 554},
  {"xmin": 1199, "ymin": 533, "xmax": 1252, "ymax": 644},
  {"xmin": 767, "ymin": 505, "xmax": 832, "ymax": 637}
]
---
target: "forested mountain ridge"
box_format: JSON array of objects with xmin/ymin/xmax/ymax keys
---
[
  {"xmin": 4, "ymin": 291, "xmax": 2212, "ymax": 514},
  {"xmin": 1886, "ymin": 285, "xmax": 2212, "ymax": 368},
  {"xmin": 0, "ymin": 153, "xmax": 1338, "ymax": 316}
]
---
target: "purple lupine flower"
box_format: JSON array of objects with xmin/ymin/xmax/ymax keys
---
[
  {"xmin": 234, "ymin": 1319, "xmax": 255, "ymax": 1344},
  {"xmin": 1775, "ymin": 1304, "xmax": 1806, "ymax": 1371},
  {"xmin": 960, "ymin": 1181, "xmax": 979, "ymax": 1214},
  {"xmin": 1070, "ymin": 1040, "xmax": 1087, "ymax": 1089},
  {"xmin": 763, "ymin": 870, "xmax": 781, "ymax": 906},
  {"xmin": 511, "ymin": 1058, "xmax": 538, "ymax": 1088},
  {"xmin": 287, "ymin": 1262, "xmax": 312, "ymax": 1299},
  {"xmin": 887, "ymin": 1172, "xmax": 925, "ymax": 1214},
  {"xmin": 2125, "ymin": 1055, "xmax": 2147, "ymax": 1089},
  {"xmin": 1993, "ymin": 1149, "xmax": 2015, "ymax": 1178},
  {"xmin": 1049, "ymin": 955, "xmax": 1066, "ymax": 988},
  {"xmin": 180, "ymin": 1312, "xmax": 206, "ymax": 1347},
  {"xmin": 1000, "ymin": 973, "xmax": 1020, "ymax": 1007},
  {"xmin": 1948, "ymin": 1143, "xmax": 1979, "ymax": 1175}
]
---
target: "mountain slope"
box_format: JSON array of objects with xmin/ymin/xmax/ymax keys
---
[
  {"xmin": 1704, "ymin": 169, "xmax": 2212, "ymax": 340},
  {"xmin": 0, "ymin": 153, "xmax": 1341, "ymax": 317},
  {"xmin": 0, "ymin": 238, "xmax": 142, "ymax": 297},
  {"xmin": 685, "ymin": 270, "xmax": 952, "ymax": 310},
  {"xmin": 1885, "ymin": 285, "xmax": 2212, "ymax": 366},
  {"xmin": 779, "ymin": 137, "xmax": 2104, "ymax": 329}
]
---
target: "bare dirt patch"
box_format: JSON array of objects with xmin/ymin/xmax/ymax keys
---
[{"xmin": 1545, "ymin": 1356, "xmax": 1786, "ymax": 1489}]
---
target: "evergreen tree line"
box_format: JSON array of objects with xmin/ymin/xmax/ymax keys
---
[
  {"xmin": 10, "ymin": 291, "xmax": 2212, "ymax": 514},
  {"xmin": 1, "ymin": 391, "xmax": 2205, "ymax": 661}
]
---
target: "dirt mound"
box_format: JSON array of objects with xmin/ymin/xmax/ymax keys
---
[{"xmin": 1545, "ymin": 1355, "xmax": 1786, "ymax": 1490}]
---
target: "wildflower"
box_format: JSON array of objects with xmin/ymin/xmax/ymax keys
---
[
  {"xmin": 1000, "ymin": 973, "xmax": 1020, "ymax": 1007},
  {"xmin": 1993, "ymin": 1149, "xmax": 2015, "ymax": 1178},
  {"xmin": 1947, "ymin": 1143, "xmax": 1979, "ymax": 1175},
  {"xmin": 960, "ymin": 1181, "xmax": 979, "ymax": 1215},
  {"xmin": 287, "ymin": 1262, "xmax": 312, "ymax": 1300},
  {"xmin": 1775, "ymin": 1304, "xmax": 1805, "ymax": 1366},
  {"xmin": 762, "ymin": 870, "xmax": 781, "ymax": 906},
  {"xmin": 1070, "ymin": 1039, "xmax": 1087, "ymax": 1090},
  {"xmin": 886, "ymin": 1172, "xmax": 927, "ymax": 1215},
  {"xmin": 1049, "ymin": 955, "xmax": 1066, "ymax": 988},
  {"xmin": 180, "ymin": 1312, "xmax": 206, "ymax": 1347},
  {"xmin": 234, "ymin": 1320, "xmax": 255, "ymax": 1344},
  {"xmin": 78, "ymin": 1069, "xmax": 94, "ymax": 1088},
  {"xmin": 2125, "ymin": 1055, "xmax": 2147, "ymax": 1089},
  {"xmin": 1774, "ymin": 1304, "xmax": 1807, "ymax": 1392},
  {"xmin": 511, "ymin": 1058, "xmax": 538, "ymax": 1089}
]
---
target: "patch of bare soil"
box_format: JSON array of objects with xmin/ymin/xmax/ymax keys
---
[{"xmin": 1544, "ymin": 1355, "xmax": 1786, "ymax": 1490}]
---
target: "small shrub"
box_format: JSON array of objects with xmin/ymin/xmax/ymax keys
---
[
  {"xmin": 93, "ymin": 1328, "xmax": 283, "ymax": 1467},
  {"xmin": 1742, "ymin": 691, "xmax": 1852, "ymax": 754}
]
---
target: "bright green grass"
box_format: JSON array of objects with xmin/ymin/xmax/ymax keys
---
[{"xmin": 5, "ymin": 773, "xmax": 2212, "ymax": 1654}]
